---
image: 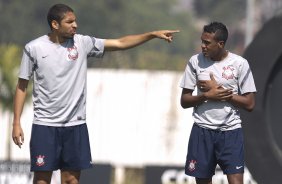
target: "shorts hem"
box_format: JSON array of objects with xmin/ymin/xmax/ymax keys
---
[
  {"xmin": 223, "ymin": 170, "xmax": 244, "ymax": 175},
  {"xmin": 31, "ymin": 167, "xmax": 59, "ymax": 172},
  {"xmin": 61, "ymin": 165, "xmax": 93, "ymax": 171},
  {"xmin": 31, "ymin": 165, "xmax": 93, "ymax": 172},
  {"xmin": 185, "ymin": 171, "xmax": 213, "ymax": 179}
]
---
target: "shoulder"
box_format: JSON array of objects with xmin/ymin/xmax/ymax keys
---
[
  {"xmin": 74, "ymin": 34, "xmax": 87, "ymax": 39},
  {"xmin": 74, "ymin": 34, "xmax": 101, "ymax": 41},
  {"xmin": 73, "ymin": 34, "xmax": 101, "ymax": 45},
  {"xmin": 189, "ymin": 53, "xmax": 203, "ymax": 63},
  {"xmin": 26, "ymin": 35, "xmax": 48, "ymax": 46},
  {"xmin": 228, "ymin": 52, "xmax": 248, "ymax": 64},
  {"xmin": 187, "ymin": 53, "xmax": 205, "ymax": 68},
  {"xmin": 227, "ymin": 52, "xmax": 252, "ymax": 73},
  {"xmin": 24, "ymin": 35, "xmax": 48, "ymax": 52}
]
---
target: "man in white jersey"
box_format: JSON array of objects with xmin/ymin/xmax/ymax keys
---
[
  {"xmin": 11, "ymin": 3, "xmax": 179, "ymax": 184},
  {"xmin": 180, "ymin": 22, "xmax": 256, "ymax": 184}
]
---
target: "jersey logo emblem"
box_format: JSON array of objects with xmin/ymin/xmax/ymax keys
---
[
  {"xmin": 36, "ymin": 155, "xmax": 45, "ymax": 167},
  {"xmin": 222, "ymin": 65, "xmax": 235, "ymax": 80},
  {"xmin": 67, "ymin": 45, "xmax": 79, "ymax": 61},
  {"xmin": 188, "ymin": 160, "xmax": 197, "ymax": 171}
]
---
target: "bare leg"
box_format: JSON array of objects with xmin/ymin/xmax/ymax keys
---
[
  {"xmin": 196, "ymin": 177, "xmax": 212, "ymax": 184},
  {"xmin": 61, "ymin": 170, "xmax": 81, "ymax": 184},
  {"xmin": 33, "ymin": 171, "xmax": 53, "ymax": 184},
  {"xmin": 227, "ymin": 173, "xmax": 243, "ymax": 184}
]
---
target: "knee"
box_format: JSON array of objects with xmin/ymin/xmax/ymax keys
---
[
  {"xmin": 64, "ymin": 176, "xmax": 79, "ymax": 184},
  {"xmin": 196, "ymin": 177, "xmax": 212, "ymax": 184},
  {"xmin": 33, "ymin": 171, "xmax": 52, "ymax": 184},
  {"xmin": 61, "ymin": 171, "xmax": 80, "ymax": 184}
]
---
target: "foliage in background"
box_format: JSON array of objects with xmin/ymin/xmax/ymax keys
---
[
  {"xmin": 193, "ymin": 0, "xmax": 246, "ymax": 23},
  {"xmin": 73, "ymin": 0, "xmax": 197, "ymax": 70},
  {"xmin": 193, "ymin": 0, "xmax": 247, "ymax": 53},
  {"xmin": 0, "ymin": 0, "xmax": 254, "ymax": 71},
  {"xmin": 0, "ymin": 0, "xmax": 197, "ymax": 71},
  {"xmin": 0, "ymin": 44, "xmax": 22, "ymax": 112},
  {"xmin": 0, "ymin": 1, "xmax": 49, "ymax": 45}
]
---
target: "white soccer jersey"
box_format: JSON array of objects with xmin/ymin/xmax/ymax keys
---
[
  {"xmin": 180, "ymin": 52, "xmax": 256, "ymax": 130},
  {"xmin": 19, "ymin": 34, "xmax": 105, "ymax": 127}
]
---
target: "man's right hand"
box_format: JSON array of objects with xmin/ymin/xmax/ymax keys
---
[
  {"xmin": 12, "ymin": 122, "xmax": 24, "ymax": 148},
  {"xmin": 204, "ymin": 87, "xmax": 233, "ymax": 101},
  {"xmin": 198, "ymin": 73, "xmax": 233, "ymax": 101}
]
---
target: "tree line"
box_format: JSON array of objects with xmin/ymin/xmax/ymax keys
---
[{"xmin": 0, "ymin": 0, "xmax": 247, "ymax": 71}]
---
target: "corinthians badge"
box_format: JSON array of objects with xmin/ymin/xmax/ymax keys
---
[
  {"xmin": 67, "ymin": 45, "xmax": 79, "ymax": 61},
  {"xmin": 36, "ymin": 155, "xmax": 45, "ymax": 167},
  {"xmin": 222, "ymin": 65, "xmax": 235, "ymax": 80},
  {"xmin": 188, "ymin": 160, "xmax": 197, "ymax": 171}
]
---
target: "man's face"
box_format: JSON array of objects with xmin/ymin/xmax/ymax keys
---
[
  {"xmin": 200, "ymin": 32, "xmax": 222, "ymax": 60},
  {"xmin": 56, "ymin": 11, "xmax": 77, "ymax": 39}
]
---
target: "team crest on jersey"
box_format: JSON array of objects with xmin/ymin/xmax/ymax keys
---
[
  {"xmin": 222, "ymin": 65, "xmax": 235, "ymax": 80},
  {"xmin": 188, "ymin": 160, "xmax": 197, "ymax": 171},
  {"xmin": 67, "ymin": 45, "xmax": 79, "ymax": 61},
  {"xmin": 36, "ymin": 155, "xmax": 45, "ymax": 166}
]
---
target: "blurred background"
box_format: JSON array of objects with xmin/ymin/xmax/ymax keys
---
[{"xmin": 1, "ymin": 0, "xmax": 282, "ymax": 184}]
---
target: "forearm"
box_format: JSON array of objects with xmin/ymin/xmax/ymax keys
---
[
  {"xmin": 181, "ymin": 93, "xmax": 207, "ymax": 109},
  {"xmin": 13, "ymin": 79, "xmax": 28, "ymax": 124},
  {"xmin": 119, "ymin": 32, "xmax": 156, "ymax": 48},
  {"xmin": 105, "ymin": 32, "xmax": 155, "ymax": 51},
  {"xmin": 105, "ymin": 30, "xmax": 178, "ymax": 51},
  {"xmin": 228, "ymin": 93, "xmax": 255, "ymax": 111}
]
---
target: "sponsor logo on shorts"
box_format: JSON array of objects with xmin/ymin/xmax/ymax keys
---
[
  {"xmin": 188, "ymin": 160, "xmax": 197, "ymax": 172},
  {"xmin": 36, "ymin": 155, "xmax": 45, "ymax": 167}
]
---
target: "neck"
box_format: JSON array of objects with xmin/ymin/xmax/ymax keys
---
[
  {"xmin": 211, "ymin": 49, "xmax": 228, "ymax": 61},
  {"xmin": 48, "ymin": 32, "xmax": 67, "ymax": 44}
]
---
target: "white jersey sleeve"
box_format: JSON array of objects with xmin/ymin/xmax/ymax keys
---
[
  {"xmin": 18, "ymin": 45, "xmax": 36, "ymax": 80},
  {"xmin": 238, "ymin": 59, "xmax": 256, "ymax": 94},
  {"xmin": 180, "ymin": 55, "xmax": 198, "ymax": 90},
  {"xmin": 80, "ymin": 35, "xmax": 105, "ymax": 58}
]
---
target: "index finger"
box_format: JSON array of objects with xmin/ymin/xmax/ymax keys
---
[
  {"xmin": 13, "ymin": 136, "xmax": 22, "ymax": 148},
  {"xmin": 167, "ymin": 30, "xmax": 180, "ymax": 34},
  {"xmin": 221, "ymin": 88, "xmax": 233, "ymax": 93},
  {"xmin": 209, "ymin": 73, "xmax": 216, "ymax": 81},
  {"xmin": 21, "ymin": 132, "xmax": 25, "ymax": 144}
]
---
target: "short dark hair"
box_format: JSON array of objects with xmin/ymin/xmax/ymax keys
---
[
  {"xmin": 203, "ymin": 22, "xmax": 228, "ymax": 44},
  {"xmin": 47, "ymin": 4, "xmax": 74, "ymax": 29}
]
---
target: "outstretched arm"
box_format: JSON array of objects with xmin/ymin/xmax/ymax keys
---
[
  {"xmin": 12, "ymin": 78, "xmax": 29, "ymax": 148},
  {"xmin": 104, "ymin": 30, "xmax": 179, "ymax": 51}
]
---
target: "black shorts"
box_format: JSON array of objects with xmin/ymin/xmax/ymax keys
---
[
  {"xmin": 185, "ymin": 124, "xmax": 244, "ymax": 178},
  {"xmin": 30, "ymin": 123, "xmax": 92, "ymax": 171}
]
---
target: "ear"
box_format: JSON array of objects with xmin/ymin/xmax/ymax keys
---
[
  {"xmin": 51, "ymin": 20, "xmax": 60, "ymax": 30},
  {"xmin": 218, "ymin": 40, "xmax": 225, "ymax": 48}
]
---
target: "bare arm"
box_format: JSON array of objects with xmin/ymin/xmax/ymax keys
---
[
  {"xmin": 104, "ymin": 30, "xmax": 179, "ymax": 51},
  {"xmin": 228, "ymin": 92, "xmax": 255, "ymax": 111},
  {"xmin": 181, "ymin": 88, "xmax": 207, "ymax": 108},
  {"xmin": 180, "ymin": 87, "xmax": 233, "ymax": 109},
  {"xmin": 12, "ymin": 78, "xmax": 29, "ymax": 148},
  {"xmin": 181, "ymin": 73, "xmax": 233, "ymax": 109},
  {"xmin": 198, "ymin": 73, "xmax": 255, "ymax": 111}
]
